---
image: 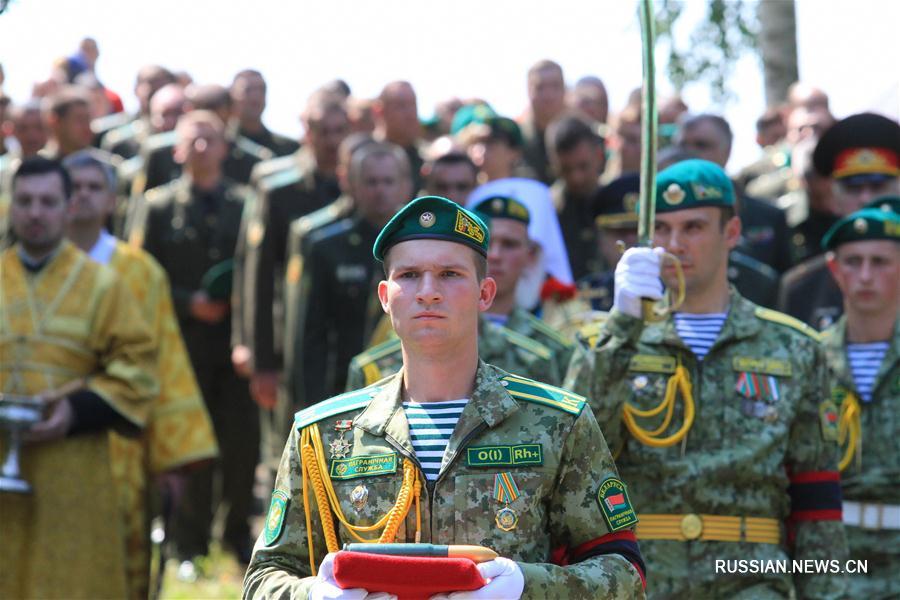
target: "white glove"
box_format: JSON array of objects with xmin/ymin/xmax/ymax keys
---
[
  {"xmin": 430, "ymin": 557, "xmax": 524, "ymax": 600},
  {"xmin": 613, "ymin": 247, "xmax": 664, "ymax": 318},
  {"xmin": 309, "ymin": 553, "xmax": 396, "ymax": 600}
]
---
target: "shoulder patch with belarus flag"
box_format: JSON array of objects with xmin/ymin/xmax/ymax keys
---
[
  {"xmin": 819, "ymin": 400, "xmax": 839, "ymax": 442},
  {"xmin": 263, "ymin": 490, "xmax": 290, "ymax": 545},
  {"xmin": 597, "ymin": 478, "xmax": 639, "ymax": 532}
]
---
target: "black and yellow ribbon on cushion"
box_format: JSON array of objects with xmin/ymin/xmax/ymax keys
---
[
  {"xmin": 622, "ymin": 358, "xmax": 695, "ymax": 447},
  {"xmin": 299, "ymin": 423, "xmax": 422, "ymax": 575}
]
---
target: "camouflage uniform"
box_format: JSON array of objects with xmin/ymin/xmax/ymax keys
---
[
  {"xmin": 346, "ymin": 317, "xmax": 562, "ymax": 392},
  {"xmin": 243, "ymin": 361, "xmax": 646, "ymax": 599},
  {"xmin": 579, "ymin": 250, "xmax": 780, "ymax": 313},
  {"xmin": 822, "ymin": 316, "xmax": 900, "ymax": 598},
  {"xmin": 503, "ymin": 307, "xmax": 574, "ymax": 384},
  {"xmin": 566, "ymin": 291, "xmax": 848, "ymax": 599}
]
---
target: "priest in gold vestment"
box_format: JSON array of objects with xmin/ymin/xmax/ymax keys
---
[
  {"xmin": 0, "ymin": 157, "xmax": 157, "ymax": 599},
  {"xmin": 64, "ymin": 151, "xmax": 219, "ymax": 599}
]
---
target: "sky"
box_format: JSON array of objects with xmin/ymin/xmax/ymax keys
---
[{"xmin": 1, "ymin": 0, "xmax": 898, "ymax": 172}]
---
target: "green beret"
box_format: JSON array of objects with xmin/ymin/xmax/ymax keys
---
[
  {"xmin": 821, "ymin": 207, "xmax": 900, "ymax": 250},
  {"xmin": 472, "ymin": 195, "xmax": 531, "ymax": 226},
  {"xmin": 655, "ymin": 159, "xmax": 735, "ymax": 213},
  {"xmin": 865, "ymin": 194, "xmax": 900, "ymax": 214},
  {"xmin": 450, "ymin": 103, "xmax": 497, "ymax": 135},
  {"xmin": 450, "ymin": 103, "xmax": 523, "ymax": 148},
  {"xmin": 201, "ymin": 258, "xmax": 234, "ymax": 300},
  {"xmin": 373, "ymin": 196, "xmax": 490, "ymax": 261}
]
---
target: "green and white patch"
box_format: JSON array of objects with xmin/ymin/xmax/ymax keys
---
[
  {"xmin": 330, "ymin": 452, "xmax": 398, "ymax": 480},
  {"xmin": 263, "ymin": 490, "xmax": 290, "ymax": 545},
  {"xmin": 466, "ymin": 444, "xmax": 543, "ymax": 467},
  {"xmin": 597, "ymin": 478, "xmax": 639, "ymax": 532}
]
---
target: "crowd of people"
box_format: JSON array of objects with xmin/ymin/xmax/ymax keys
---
[{"xmin": 0, "ymin": 36, "xmax": 897, "ymax": 599}]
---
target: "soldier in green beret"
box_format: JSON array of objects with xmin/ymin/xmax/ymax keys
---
[
  {"xmin": 581, "ymin": 172, "xmax": 780, "ymax": 312},
  {"xmin": 244, "ymin": 196, "xmax": 646, "ymax": 599},
  {"xmin": 451, "ymin": 103, "xmax": 533, "ymax": 184},
  {"xmin": 566, "ymin": 158, "xmax": 848, "ymax": 598},
  {"xmin": 473, "ymin": 195, "xmax": 574, "ymax": 376},
  {"xmin": 345, "ymin": 195, "xmax": 569, "ymax": 390},
  {"xmin": 820, "ymin": 201, "xmax": 900, "ymax": 596}
]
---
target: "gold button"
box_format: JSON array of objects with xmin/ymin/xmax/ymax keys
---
[{"xmin": 681, "ymin": 513, "xmax": 703, "ymax": 540}]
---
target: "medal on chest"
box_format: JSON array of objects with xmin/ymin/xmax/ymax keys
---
[
  {"xmin": 735, "ymin": 371, "xmax": 780, "ymax": 422},
  {"xmin": 329, "ymin": 419, "xmax": 353, "ymax": 459},
  {"xmin": 493, "ymin": 472, "xmax": 520, "ymax": 532},
  {"xmin": 350, "ymin": 484, "xmax": 369, "ymax": 512}
]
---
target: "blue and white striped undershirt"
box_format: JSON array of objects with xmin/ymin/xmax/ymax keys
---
[
  {"xmin": 403, "ymin": 399, "xmax": 468, "ymax": 481},
  {"xmin": 673, "ymin": 312, "xmax": 728, "ymax": 360},
  {"xmin": 847, "ymin": 342, "xmax": 889, "ymax": 402}
]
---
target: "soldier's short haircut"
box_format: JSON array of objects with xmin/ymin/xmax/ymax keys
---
[
  {"xmin": 378, "ymin": 81, "xmax": 415, "ymax": 103},
  {"xmin": 13, "ymin": 156, "xmax": 72, "ymax": 199},
  {"xmin": 8, "ymin": 99, "xmax": 42, "ymax": 123},
  {"xmin": 175, "ymin": 110, "xmax": 226, "ymax": 140},
  {"xmin": 425, "ymin": 151, "xmax": 477, "ymax": 179},
  {"xmin": 339, "ymin": 133, "xmax": 376, "ymax": 169},
  {"xmin": 232, "ymin": 69, "xmax": 264, "ymax": 87},
  {"xmin": 62, "ymin": 150, "xmax": 117, "ymax": 191},
  {"xmin": 321, "ymin": 78, "xmax": 352, "ymax": 99},
  {"xmin": 681, "ymin": 113, "xmax": 734, "ymax": 148},
  {"xmin": 527, "ymin": 59, "xmax": 563, "ymax": 81},
  {"xmin": 44, "ymin": 86, "xmax": 90, "ymax": 118},
  {"xmin": 383, "ymin": 246, "xmax": 487, "ymax": 281},
  {"xmin": 187, "ymin": 84, "xmax": 232, "ymax": 111},
  {"xmin": 136, "ymin": 65, "xmax": 175, "ymax": 86},
  {"xmin": 546, "ymin": 113, "xmax": 603, "ymax": 161},
  {"xmin": 349, "ymin": 141, "xmax": 411, "ymax": 185},
  {"xmin": 574, "ymin": 75, "xmax": 607, "ymax": 94},
  {"xmin": 303, "ymin": 89, "xmax": 347, "ymax": 127}
]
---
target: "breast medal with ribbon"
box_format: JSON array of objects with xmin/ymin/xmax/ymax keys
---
[{"xmin": 494, "ymin": 472, "xmax": 520, "ymax": 531}]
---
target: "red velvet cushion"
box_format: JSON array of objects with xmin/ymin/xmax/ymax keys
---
[{"xmin": 333, "ymin": 551, "xmax": 486, "ymax": 600}]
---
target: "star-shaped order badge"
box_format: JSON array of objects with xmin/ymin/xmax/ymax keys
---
[{"xmin": 330, "ymin": 419, "xmax": 353, "ymax": 459}]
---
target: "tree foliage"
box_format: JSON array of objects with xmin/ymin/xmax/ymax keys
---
[{"xmin": 654, "ymin": 0, "xmax": 760, "ymax": 104}]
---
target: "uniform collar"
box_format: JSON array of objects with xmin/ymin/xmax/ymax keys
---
[
  {"xmin": 824, "ymin": 314, "xmax": 900, "ymax": 395},
  {"xmin": 353, "ymin": 360, "xmax": 520, "ymax": 449},
  {"xmin": 641, "ymin": 287, "xmax": 762, "ymax": 352}
]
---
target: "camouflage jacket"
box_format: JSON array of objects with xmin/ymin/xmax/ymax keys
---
[
  {"xmin": 565, "ymin": 291, "xmax": 847, "ymax": 599},
  {"xmin": 243, "ymin": 361, "xmax": 645, "ymax": 599},
  {"xmin": 504, "ymin": 307, "xmax": 575, "ymax": 384},
  {"xmin": 822, "ymin": 316, "xmax": 899, "ymax": 597},
  {"xmin": 345, "ymin": 317, "xmax": 562, "ymax": 391}
]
